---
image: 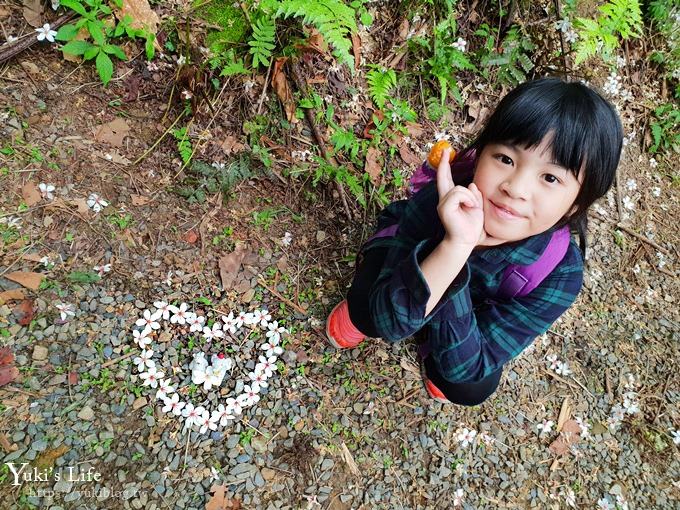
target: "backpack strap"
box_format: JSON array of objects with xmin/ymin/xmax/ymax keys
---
[{"xmin": 496, "ymin": 225, "xmax": 571, "ymax": 299}]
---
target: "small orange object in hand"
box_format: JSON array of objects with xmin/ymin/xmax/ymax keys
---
[{"xmin": 427, "ymin": 140, "xmax": 457, "ymax": 168}]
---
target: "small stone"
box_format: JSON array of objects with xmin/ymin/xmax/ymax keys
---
[
  {"xmin": 54, "ymin": 479, "xmax": 73, "ymax": 492},
  {"xmin": 77, "ymin": 406, "xmax": 95, "ymax": 421},
  {"xmin": 132, "ymin": 397, "xmax": 148, "ymax": 410},
  {"xmin": 261, "ymin": 468, "xmax": 276, "ymax": 481},
  {"xmin": 32, "ymin": 345, "xmax": 48, "ymax": 361}
]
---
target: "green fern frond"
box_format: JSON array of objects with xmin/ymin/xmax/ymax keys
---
[
  {"xmin": 248, "ymin": 17, "xmax": 276, "ymax": 69},
  {"xmin": 366, "ymin": 67, "xmax": 396, "ymax": 110},
  {"xmin": 275, "ymin": 0, "xmax": 357, "ymax": 70}
]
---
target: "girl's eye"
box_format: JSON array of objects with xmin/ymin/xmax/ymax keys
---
[
  {"xmin": 496, "ymin": 154, "xmax": 514, "ymax": 165},
  {"xmin": 544, "ymin": 174, "xmax": 561, "ymax": 184}
]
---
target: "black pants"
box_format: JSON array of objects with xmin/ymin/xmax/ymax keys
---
[{"xmin": 347, "ymin": 246, "xmax": 503, "ymax": 406}]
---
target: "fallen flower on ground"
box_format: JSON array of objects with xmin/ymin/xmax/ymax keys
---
[
  {"xmin": 93, "ymin": 264, "xmax": 111, "ymax": 276},
  {"xmin": 87, "ymin": 193, "xmax": 109, "ymax": 213},
  {"xmin": 153, "ymin": 301, "xmax": 173, "ymax": 320},
  {"xmin": 457, "ymin": 427, "xmax": 477, "ymax": 448},
  {"xmin": 161, "ymin": 393, "xmax": 185, "ymax": 416},
  {"xmin": 156, "ymin": 379, "xmax": 175, "ymax": 400},
  {"xmin": 55, "ymin": 303, "xmax": 75, "ymax": 321},
  {"xmin": 136, "ymin": 309, "xmax": 161, "ymax": 331},
  {"xmin": 35, "ymin": 24, "xmax": 57, "ymax": 43},
  {"xmin": 256, "ymin": 355, "xmax": 277, "ymax": 378},
  {"xmin": 168, "ymin": 303, "xmax": 190, "ymax": 324},
  {"xmin": 139, "ymin": 366, "xmax": 164, "ymax": 388},
  {"xmin": 537, "ymin": 420, "xmax": 554, "ymax": 437},
  {"xmin": 133, "ymin": 349, "xmax": 155, "ymax": 371},
  {"xmin": 39, "ymin": 183, "xmax": 55, "ymax": 200},
  {"xmin": 133, "ymin": 329, "xmax": 152, "ymax": 348},
  {"xmin": 453, "ymin": 488, "xmax": 464, "ymax": 506},
  {"xmin": 670, "ymin": 429, "xmax": 680, "ymax": 445}
]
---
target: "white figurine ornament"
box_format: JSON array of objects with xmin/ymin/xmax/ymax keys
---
[{"xmin": 131, "ymin": 302, "xmax": 288, "ymax": 433}]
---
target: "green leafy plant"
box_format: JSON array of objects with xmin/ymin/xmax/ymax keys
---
[
  {"xmin": 573, "ymin": 0, "xmax": 643, "ymax": 65},
  {"xmin": 248, "ymin": 16, "xmax": 277, "ymax": 68},
  {"xmin": 175, "ymin": 156, "xmax": 268, "ymax": 204},
  {"xmin": 366, "ymin": 67, "xmax": 397, "ymax": 110},
  {"xmin": 409, "ymin": 14, "xmax": 475, "ymax": 104},
  {"xmin": 274, "ymin": 0, "xmax": 358, "ymax": 69},
  {"xmin": 648, "ymin": 103, "xmax": 680, "ymax": 154},
  {"xmin": 172, "ymin": 126, "xmax": 193, "ymax": 165},
  {"xmin": 474, "ymin": 24, "xmax": 533, "ymax": 87},
  {"xmin": 646, "ymin": 1, "xmax": 680, "ymax": 98},
  {"xmin": 55, "ymin": 0, "xmax": 155, "ymax": 86},
  {"xmin": 67, "ymin": 271, "xmax": 102, "ymax": 284}
]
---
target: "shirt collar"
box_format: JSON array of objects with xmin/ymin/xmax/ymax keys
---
[{"xmin": 474, "ymin": 223, "xmax": 561, "ymax": 265}]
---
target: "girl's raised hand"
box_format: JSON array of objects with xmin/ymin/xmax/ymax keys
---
[{"xmin": 435, "ymin": 148, "xmax": 485, "ymax": 248}]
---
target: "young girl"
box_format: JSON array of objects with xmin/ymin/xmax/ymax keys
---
[{"xmin": 326, "ymin": 77, "xmax": 623, "ymax": 406}]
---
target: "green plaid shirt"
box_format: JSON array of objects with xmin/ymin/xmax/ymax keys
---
[{"xmin": 365, "ymin": 180, "xmax": 584, "ymax": 383}]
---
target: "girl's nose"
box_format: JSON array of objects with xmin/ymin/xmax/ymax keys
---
[{"xmin": 500, "ymin": 171, "xmax": 531, "ymax": 199}]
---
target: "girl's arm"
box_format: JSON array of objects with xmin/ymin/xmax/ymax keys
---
[{"xmin": 420, "ymin": 239, "xmax": 473, "ymax": 316}]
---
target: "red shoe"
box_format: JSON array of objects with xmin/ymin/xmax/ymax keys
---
[
  {"xmin": 325, "ymin": 300, "xmax": 365, "ymax": 349},
  {"xmin": 419, "ymin": 357, "xmax": 450, "ymax": 404}
]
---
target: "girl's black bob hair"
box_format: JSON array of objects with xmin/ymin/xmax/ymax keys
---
[{"xmin": 467, "ymin": 77, "xmax": 623, "ymax": 261}]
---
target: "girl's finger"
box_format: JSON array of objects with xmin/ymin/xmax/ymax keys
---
[{"xmin": 436, "ymin": 148, "xmax": 454, "ymax": 197}]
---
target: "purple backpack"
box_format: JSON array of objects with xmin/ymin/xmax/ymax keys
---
[{"xmin": 366, "ymin": 150, "xmax": 571, "ymax": 300}]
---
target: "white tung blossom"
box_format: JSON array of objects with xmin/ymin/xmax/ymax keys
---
[
  {"xmin": 451, "ymin": 37, "xmax": 467, "ymax": 52},
  {"xmin": 35, "ymin": 24, "xmax": 57, "ymax": 43},
  {"xmin": 456, "ymin": 427, "xmax": 477, "ymax": 448},
  {"xmin": 87, "ymin": 193, "xmax": 109, "ymax": 213}
]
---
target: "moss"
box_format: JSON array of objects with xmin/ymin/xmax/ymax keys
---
[{"xmin": 193, "ymin": 0, "xmax": 249, "ymax": 49}]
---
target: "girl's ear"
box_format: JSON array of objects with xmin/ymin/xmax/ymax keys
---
[{"xmin": 565, "ymin": 204, "xmax": 579, "ymax": 219}]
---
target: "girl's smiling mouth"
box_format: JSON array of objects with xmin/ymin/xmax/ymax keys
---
[{"xmin": 490, "ymin": 200, "xmax": 525, "ymax": 220}]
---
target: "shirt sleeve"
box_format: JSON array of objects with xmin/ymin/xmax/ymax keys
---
[
  {"xmin": 427, "ymin": 241, "xmax": 585, "ymax": 383},
  {"xmin": 367, "ymin": 182, "xmax": 458, "ymax": 341}
]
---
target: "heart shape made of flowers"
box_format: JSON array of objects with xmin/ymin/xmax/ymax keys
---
[{"xmin": 131, "ymin": 301, "xmax": 287, "ymax": 434}]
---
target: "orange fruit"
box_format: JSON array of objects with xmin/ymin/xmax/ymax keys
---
[{"xmin": 427, "ymin": 140, "xmax": 456, "ymax": 168}]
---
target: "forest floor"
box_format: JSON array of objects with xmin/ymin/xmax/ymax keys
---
[{"xmin": 0, "ymin": 1, "xmax": 678, "ymax": 509}]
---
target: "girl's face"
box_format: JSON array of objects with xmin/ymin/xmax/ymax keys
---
[{"xmin": 473, "ymin": 137, "xmax": 584, "ymax": 244}]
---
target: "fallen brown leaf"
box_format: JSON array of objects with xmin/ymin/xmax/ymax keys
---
[
  {"xmin": 351, "ymin": 33, "xmax": 361, "ymax": 71},
  {"xmin": 405, "ymin": 121, "xmax": 424, "ymax": 138},
  {"xmin": 219, "ymin": 136, "xmax": 246, "ymax": 156},
  {"xmin": 0, "ymin": 433, "xmax": 15, "ymax": 453},
  {"xmin": 272, "ymin": 58, "xmax": 296, "ymax": 123},
  {"xmin": 218, "ymin": 244, "xmax": 247, "ymax": 290},
  {"xmin": 556, "ymin": 397, "xmax": 571, "ymax": 433},
  {"xmin": 20, "ymin": 253, "xmax": 44, "ymax": 263},
  {"xmin": 15, "ymin": 299, "xmax": 36, "ymax": 326},
  {"xmin": 22, "ymin": 0, "xmax": 42, "ymax": 27},
  {"xmin": 131, "ymin": 194, "xmax": 151, "ymax": 206},
  {"xmin": 364, "ymin": 146, "xmax": 382, "ymax": 185},
  {"xmin": 94, "ymin": 118, "xmax": 131, "ymax": 147},
  {"xmin": 301, "ymin": 28, "xmax": 328, "ymax": 55},
  {"xmin": 548, "ymin": 419, "xmax": 582, "ymax": 456},
  {"xmin": 34, "ymin": 445, "xmax": 70, "ymax": 471},
  {"xmin": 398, "ymin": 141, "xmax": 421, "ymax": 166},
  {"xmin": 183, "ymin": 230, "xmax": 199, "ymax": 244},
  {"xmin": 206, "ymin": 484, "xmax": 241, "ymax": 510},
  {"xmin": 114, "ymin": 0, "xmax": 159, "ymax": 33},
  {"xmin": 0, "ymin": 347, "xmax": 14, "ymax": 366},
  {"xmin": 0, "ymin": 289, "xmax": 26, "ymax": 305},
  {"xmin": 4, "ymin": 271, "xmax": 44, "ymax": 290},
  {"xmin": 22, "ymin": 180, "xmax": 41, "ymax": 207},
  {"xmin": 0, "ymin": 365, "xmax": 19, "ymax": 388}
]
